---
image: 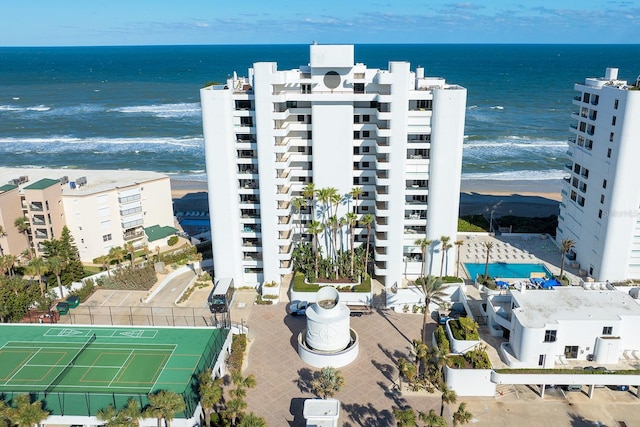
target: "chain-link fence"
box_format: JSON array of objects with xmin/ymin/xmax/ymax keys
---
[{"xmin": 52, "ymin": 305, "xmax": 231, "ymax": 328}]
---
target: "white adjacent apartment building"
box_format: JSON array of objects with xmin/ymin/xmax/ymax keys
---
[
  {"xmin": 487, "ymin": 286, "xmax": 640, "ymax": 368},
  {"xmin": 557, "ymin": 68, "xmax": 640, "ymax": 281},
  {"xmin": 200, "ymin": 44, "xmax": 466, "ymax": 290},
  {"xmin": 0, "ymin": 168, "xmax": 174, "ymax": 262}
]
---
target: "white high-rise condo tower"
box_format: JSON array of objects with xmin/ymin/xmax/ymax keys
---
[
  {"xmin": 558, "ymin": 68, "xmax": 640, "ymax": 281},
  {"xmin": 200, "ymin": 44, "xmax": 466, "ymax": 293}
]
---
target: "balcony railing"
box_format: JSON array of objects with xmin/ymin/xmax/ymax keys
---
[{"xmin": 29, "ymin": 204, "xmax": 43, "ymax": 212}]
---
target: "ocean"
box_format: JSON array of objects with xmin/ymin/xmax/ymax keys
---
[{"xmin": 1, "ymin": 44, "xmax": 639, "ymax": 182}]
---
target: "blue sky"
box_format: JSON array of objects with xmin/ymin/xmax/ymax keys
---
[{"xmin": 3, "ymin": 0, "xmax": 640, "ymax": 46}]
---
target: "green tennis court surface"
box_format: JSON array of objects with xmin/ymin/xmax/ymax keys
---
[{"xmin": 0, "ymin": 325, "xmax": 229, "ymax": 417}]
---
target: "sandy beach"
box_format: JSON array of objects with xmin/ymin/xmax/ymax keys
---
[{"xmin": 171, "ymin": 178, "xmax": 562, "ymax": 219}]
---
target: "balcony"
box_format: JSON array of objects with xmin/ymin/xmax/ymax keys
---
[
  {"xmin": 29, "ymin": 203, "xmax": 44, "ymax": 212},
  {"xmin": 124, "ymin": 230, "xmax": 145, "ymax": 241},
  {"xmin": 31, "ymin": 216, "xmax": 45, "ymax": 226}
]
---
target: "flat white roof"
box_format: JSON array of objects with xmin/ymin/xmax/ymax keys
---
[
  {"xmin": 0, "ymin": 167, "xmax": 168, "ymax": 197},
  {"xmin": 511, "ymin": 287, "xmax": 640, "ymax": 328}
]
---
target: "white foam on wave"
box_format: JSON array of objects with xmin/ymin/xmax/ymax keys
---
[
  {"xmin": 110, "ymin": 103, "xmax": 201, "ymax": 119},
  {"xmin": 0, "ymin": 104, "xmax": 50, "ymax": 112},
  {"xmin": 464, "ymin": 138, "xmax": 567, "ymax": 150},
  {"xmin": 0, "ymin": 136, "xmax": 203, "ymax": 149},
  {"xmin": 490, "ymin": 105, "xmax": 504, "ymax": 110},
  {"xmin": 462, "ymin": 169, "xmax": 566, "ymax": 181}
]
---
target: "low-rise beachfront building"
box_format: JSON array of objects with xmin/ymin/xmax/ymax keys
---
[
  {"xmin": 557, "ymin": 68, "xmax": 640, "ymax": 281},
  {"xmin": 0, "ymin": 168, "xmax": 174, "ymax": 262},
  {"xmin": 200, "ymin": 43, "xmax": 467, "ymax": 290},
  {"xmin": 486, "ymin": 286, "xmax": 640, "ymax": 368}
]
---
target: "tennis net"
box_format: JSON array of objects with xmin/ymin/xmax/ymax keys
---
[{"xmin": 45, "ymin": 333, "xmax": 96, "ymax": 395}]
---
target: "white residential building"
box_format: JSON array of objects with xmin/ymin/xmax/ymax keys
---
[
  {"xmin": 557, "ymin": 68, "xmax": 640, "ymax": 281},
  {"xmin": 200, "ymin": 44, "xmax": 466, "ymax": 290},
  {"xmin": 487, "ymin": 287, "xmax": 640, "ymax": 368},
  {"xmin": 0, "ymin": 168, "xmax": 175, "ymax": 262}
]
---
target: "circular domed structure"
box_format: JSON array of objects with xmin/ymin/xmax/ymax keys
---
[{"xmin": 298, "ymin": 287, "xmax": 359, "ymax": 368}]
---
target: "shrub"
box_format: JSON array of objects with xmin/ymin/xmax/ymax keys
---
[
  {"xmin": 101, "ymin": 263, "xmax": 157, "ymax": 290},
  {"xmin": 68, "ymin": 279, "xmax": 98, "ymax": 301},
  {"xmin": 458, "ymin": 216, "xmax": 488, "ymax": 232},
  {"xmin": 264, "ymin": 281, "xmax": 278, "ymax": 287},
  {"xmin": 465, "ymin": 347, "xmax": 491, "ymax": 369},
  {"xmin": 255, "ymin": 294, "xmax": 273, "ymax": 305},
  {"xmin": 448, "ymin": 355, "xmax": 467, "ymax": 368},
  {"xmin": 227, "ymin": 334, "xmax": 247, "ymax": 372},
  {"xmin": 167, "ymin": 236, "xmax": 179, "ymax": 246},
  {"xmin": 450, "ymin": 318, "xmax": 480, "ymax": 341},
  {"xmin": 434, "ymin": 326, "xmax": 451, "ymax": 354}
]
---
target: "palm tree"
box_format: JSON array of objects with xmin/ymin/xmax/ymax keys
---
[
  {"xmin": 126, "ymin": 242, "xmax": 136, "ymax": 267},
  {"xmin": 47, "ymin": 256, "xmax": 65, "ymax": 298},
  {"xmin": 415, "ymin": 238, "xmax": 432, "ymax": 277},
  {"xmin": 345, "ymin": 212, "xmax": 358, "ymax": 276},
  {"xmin": 14, "ymin": 217, "xmax": 32, "ymax": 257},
  {"xmin": 559, "ymin": 238, "xmax": 575, "ymax": 281},
  {"xmin": 26, "ymin": 257, "xmax": 48, "ymax": 296},
  {"xmin": 7, "ymin": 394, "xmax": 49, "ymax": 427},
  {"xmin": 349, "ymin": 186, "xmax": 363, "ymax": 214},
  {"xmin": 419, "ymin": 409, "xmax": 447, "ymax": 427},
  {"xmin": 439, "ymin": 236, "xmax": 452, "ymax": 278},
  {"xmin": 98, "ymin": 254, "xmax": 112, "ymax": 277},
  {"xmin": 0, "ymin": 399, "xmax": 11, "ymax": 427},
  {"xmin": 109, "ymin": 246, "xmax": 126, "ymax": 269},
  {"xmin": 145, "ymin": 390, "xmax": 186, "ymax": 427},
  {"xmin": 302, "ymin": 183, "xmax": 316, "ymax": 220},
  {"xmin": 311, "ymin": 366, "xmax": 344, "ymax": 399},
  {"xmin": 308, "ymin": 221, "xmax": 323, "ymax": 279},
  {"xmin": 230, "ymin": 371, "xmax": 256, "ymax": 400},
  {"xmin": 440, "ymin": 384, "xmax": 457, "ymax": 416},
  {"xmin": 412, "ymin": 339, "xmax": 429, "ymax": 376},
  {"xmin": 198, "ymin": 370, "xmax": 223, "ymax": 427},
  {"xmin": 393, "ymin": 407, "xmax": 417, "ymax": 427},
  {"xmin": 96, "ymin": 404, "xmax": 120, "ymax": 427},
  {"xmin": 452, "ymin": 402, "xmax": 473, "ymax": 426},
  {"xmin": 237, "ymin": 412, "xmax": 267, "ymax": 427},
  {"xmin": 483, "ymin": 241, "xmax": 494, "ymax": 279},
  {"xmin": 120, "ymin": 398, "xmax": 142, "ymax": 427},
  {"xmin": 454, "ymin": 240, "xmax": 464, "ymax": 277},
  {"xmin": 361, "ymin": 214, "xmax": 373, "ymax": 278},
  {"xmin": 223, "ymin": 398, "xmax": 247, "ymax": 426},
  {"xmin": 415, "ymin": 275, "xmax": 448, "ymax": 342}
]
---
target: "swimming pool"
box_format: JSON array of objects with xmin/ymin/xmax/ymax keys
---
[{"xmin": 464, "ymin": 263, "xmax": 552, "ymax": 279}]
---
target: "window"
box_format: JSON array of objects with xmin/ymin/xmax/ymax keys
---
[
  {"xmin": 602, "ymin": 179, "xmax": 607, "ymax": 189},
  {"xmin": 598, "ymin": 209, "xmax": 603, "ymax": 219},
  {"xmin": 544, "ymin": 330, "xmax": 557, "ymax": 342},
  {"xmin": 362, "ymin": 146, "xmax": 370, "ymax": 153},
  {"xmin": 417, "ymin": 99, "xmax": 432, "ymax": 109},
  {"xmin": 538, "ymin": 354, "xmax": 545, "ymax": 366},
  {"xmin": 362, "ymin": 177, "xmax": 370, "ymax": 183},
  {"xmin": 307, "ymin": 131, "xmax": 312, "ymax": 139},
  {"xmin": 354, "ymin": 83, "xmax": 365, "ymax": 94},
  {"xmin": 607, "ymin": 148, "xmax": 612, "ymax": 158},
  {"xmin": 600, "ymin": 194, "xmax": 605, "ymax": 204},
  {"xmin": 363, "ymin": 114, "xmax": 370, "ymax": 122},
  {"xmin": 240, "ymin": 117, "xmax": 253, "ymax": 127},
  {"xmin": 602, "ymin": 326, "xmax": 613, "ymax": 335},
  {"xmin": 573, "ymin": 163, "xmax": 580, "ymax": 174},
  {"xmin": 298, "ymin": 115, "xmax": 305, "ymax": 122},
  {"xmin": 354, "ymin": 115, "xmax": 360, "ymax": 123},
  {"xmin": 361, "ymin": 161, "xmax": 370, "ymax": 168},
  {"xmin": 614, "ymin": 99, "xmax": 619, "ymax": 109},
  {"xmin": 361, "ymin": 206, "xmax": 369, "ymax": 211},
  {"xmin": 582, "ymin": 93, "xmax": 590, "ymax": 103},
  {"xmin": 354, "ymin": 131, "xmax": 361, "ymax": 139},
  {"xmin": 610, "ymin": 132, "xmax": 614, "ymax": 142},
  {"xmin": 592, "ymin": 94, "xmax": 599, "ymax": 105},
  {"xmin": 362, "ymin": 130, "xmax": 370, "ymax": 138},
  {"xmin": 103, "ymin": 234, "xmax": 112, "ymax": 242},
  {"xmin": 353, "ymin": 177, "xmax": 360, "ymax": 185},
  {"xmin": 301, "ymin": 84, "xmax": 311, "ymax": 94},
  {"xmin": 612, "ymin": 116, "xmax": 617, "ymax": 126},
  {"xmin": 564, "ymin": 346, "xmax": 579, "ymax": 359}
]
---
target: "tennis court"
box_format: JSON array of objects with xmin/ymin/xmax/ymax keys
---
[{"xmin": 0, "ymin": 324, "xmax": 229, "ymax": 418}]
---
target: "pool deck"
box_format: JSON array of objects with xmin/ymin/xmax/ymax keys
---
[{"xmin": 458, "ymin": 233, "xmax": 582, "ymax": 285}]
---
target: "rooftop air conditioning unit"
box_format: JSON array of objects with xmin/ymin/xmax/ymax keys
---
[
  {"xmin": 76, "ymin": 176, "xmax": 88, "ymax": 186},
  {"xmin": 59, "ymin": 176, "xmax": 69, "ymax": 185}
]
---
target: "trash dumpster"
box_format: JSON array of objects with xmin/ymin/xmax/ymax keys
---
[
  {"xmin": 66, "ymin": 296, "xmax": 80, "ymax": 308},
  {"xmin": 56, "ymin": 302, "xmax": 69, "ymax": 315}
]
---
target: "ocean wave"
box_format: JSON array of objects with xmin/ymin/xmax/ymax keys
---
[
  {"xmin": 109, "ymin": 103, "xmax": 201, "ymax": 119},
  {"xmin": 0, "ymin": 136, "xmax": 204, "ymax": 151},
  {"xmin": 0, "ymin": 104, "xmax": 50, "ymax": 112},
  {"xmin": 462, "ymin": 169, "xmax": 566, "ymax": 181},
  {"xmin": 463, "ymin": 138, "xmax": 567, "ymax": 149},
  {"xmin": 490, "ymin": 105, "xmax": 504, "ymax": 110}
]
